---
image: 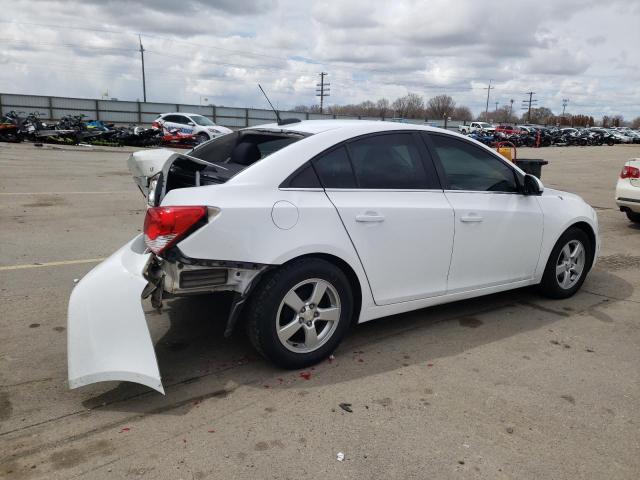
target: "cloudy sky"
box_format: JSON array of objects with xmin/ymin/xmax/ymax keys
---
[{"xmin": 2, "ymin": 0, "xmax": 639, "ymax": 119}]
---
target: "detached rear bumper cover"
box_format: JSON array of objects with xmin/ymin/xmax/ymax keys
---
[{"xmin": 67, "ymin": 235, "xmax": 164, "ymax": 394}]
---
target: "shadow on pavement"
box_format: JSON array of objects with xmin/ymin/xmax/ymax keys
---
[{"xmin": 82, "ymin": 268, "xmax": 633, "ymax": 415}]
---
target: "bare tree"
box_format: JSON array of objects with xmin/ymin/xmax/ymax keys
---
[
  {"xmin": 376, "ymin": 98, "xmax": 390, "ymax": 118},
  {"xmin": 452, "ymin": 105, "xmax": 473, "ymax": 121},
  {"xmin": 425, "ymin": 94, "xmax": 456, "ymax": 120},
  {"xmin": 392, "ymin": 93, "xmax": 425, "ymax": 119},
  {"xmin": 631, "ymin": 117, "xmax": 640, "ymax": 129},
  {"xmin": 519, "ymin": 107, "xmax": 554, "ymax": 125}
]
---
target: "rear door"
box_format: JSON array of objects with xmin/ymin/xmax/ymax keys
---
[
  {"xmin": 315, "ymin": 132, "xmax": 454, "ymax": 305},
  {"xmin": 424, "ymin": 132, "xmax": 543, "ymax": 293}
]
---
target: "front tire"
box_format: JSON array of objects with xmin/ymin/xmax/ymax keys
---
[
  {"xmin": 537, "ymin": 228, "xmax": 591, "ymax": 299},
  {"xmin": 626, "ymin": 211, "xmax": 640, "ymax": 223},
  {"xmin": 245, "ymin": 258, "xmax": 353, "ymax": 369},
  {"xmin": 196, "ymin": 132, "xmax": 209, "ymax": 144}
]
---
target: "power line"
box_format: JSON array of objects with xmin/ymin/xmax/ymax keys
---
[{"xmin": 316, "ymin": 72, "xmax": 330, "ymax": 113}]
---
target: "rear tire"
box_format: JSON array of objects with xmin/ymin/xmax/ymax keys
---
[
  {"xmin": 626, "ymin": 211, "xmax": 640, "ymax": 223},
  {"xmin": 245, "ymin": 258, "xmax": 353, "ymax": 369},
  {"xmin": 537, "ymin": 227, "xmax": 592, "ymax": 299}
]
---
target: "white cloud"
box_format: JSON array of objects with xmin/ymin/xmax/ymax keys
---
[{"xmin": 0, "ymin": 0, "xmax": 638, "ymax": 119}]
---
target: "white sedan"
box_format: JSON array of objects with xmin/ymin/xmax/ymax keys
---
[
  {"xmin": 615, "ymin": 158, "xmax": 640, "ymax": 223},
  {"xmin": 153, "ymin": 112, "xmax": 233, "ymax": 143},
  {"xmin": 68, "ymin": 120, "xmax": 599, "ymax": 394}
]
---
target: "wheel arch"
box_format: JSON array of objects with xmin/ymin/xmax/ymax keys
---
[
  {"xmin": 278, "ymin": 252, "xmax": 363, "ymax": 325},
  {"xmin": 569, "ymin": 221, "xmax": 596, "ymax": 268}
]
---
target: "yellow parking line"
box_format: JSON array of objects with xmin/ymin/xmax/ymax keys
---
[{"xmin": 0, "ymin": 258, "xmax": 105, "ymax": 271}]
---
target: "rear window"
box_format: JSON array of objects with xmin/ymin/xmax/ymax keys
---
[
  {"xmin": 164, "ymin": 130, "xmax": 306, "ymax": 194},
  {"xmin": 189, "ymin": 131, "xmax": 302, "ymax": 166}
]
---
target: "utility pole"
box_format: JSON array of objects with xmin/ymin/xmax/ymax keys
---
[
  {"xmin": 483, "ymin": 80, "xmax": 494, "ymax": 121},
  {"xmin": 562, "ymin": 98, "xmax": 569, "ymax": 116},
  {"xmin": 494, "ymin": 101, "xmax": 499, "ymax": 112},
  {"xmin": 316, "ymin": 72, "xmax": 330, "ymax": 113},
  {"xmin": 139, "ymin": 35, "xmax": 147, "ymax": 102},
  {"xmin": 521, "ymin": 91, "xmax": 537, "ymax": 123},
  {"xmin": 509, "ymin": 99, "xmax": 514, "ymax": 120}
]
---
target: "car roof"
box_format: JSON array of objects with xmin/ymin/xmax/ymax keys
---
[
  {"xmin": 248, "ymin": 119, "xmax": 448, "ymax": 136},
  {"xmin": 160, "ymin": 112, "xmax": 202, "ymax": 117}
]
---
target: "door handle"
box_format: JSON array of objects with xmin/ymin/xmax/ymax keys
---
[
  {"xmin": 356, "ymin": 212, "xmax": 385, "ymax": 223},
  {"xmin": 460, "ymin": 214, "xmax": 483, "ymax": 223}
]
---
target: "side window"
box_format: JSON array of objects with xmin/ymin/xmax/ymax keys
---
[
  {"xmin": 162, "ymin": 115, "xmax": 178, "ymax": 123},
  {"xmin": 347, "ymin": 133, "xmax": 429, "ymax": 189},
  {"xmin": 176, "ymin": 116, "xmax": 191, "ymax": 125},
  {"xmin": 313, "ymin": 146, "xmax": 356, "ymax": 188},
  {"xmin": 285, "ymin": 163, "xmax": 321, "ymax": 188},
  {"xmin": 428, "ymin": 134, "xmax": 519, "ymax": 192}
]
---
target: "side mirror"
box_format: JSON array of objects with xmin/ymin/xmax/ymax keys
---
[
  {"xmin": 187, "ymin": 122, "xmax": 195, "ymax": 126},
  {"xmin": 523, "ymin": 174, "xmax": 544, "ymax": 195}
]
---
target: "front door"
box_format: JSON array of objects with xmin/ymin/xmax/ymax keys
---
[
  {"xmin": 313, "ymin": 132, "xmax": 455, "ymax": 305},
  {"xmin": 425, "ymin": 133, "xmax": 543, "ymax": 293}
]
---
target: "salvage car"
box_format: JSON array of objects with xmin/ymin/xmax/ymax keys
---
[
  {"xmin": 68, "ymin": 120, "xmax": 599, "ymax": 394},
  {"xmin": 615, "ymin": 158, "xmax": 640, "ymax": 223},
  {"xmin": 153, "ymin": 113, "xmax": 233, "ymax": 143}
]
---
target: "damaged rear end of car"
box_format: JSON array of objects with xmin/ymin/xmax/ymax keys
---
[{"xmin": 68, "ymin": 128, "xmax": 306, "ymax": 394}]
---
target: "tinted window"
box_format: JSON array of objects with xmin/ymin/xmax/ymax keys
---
[
  {"xmin": 191, "ymin": 115, "xmax": 215, "ymax": 126},
  {"xmin": 313, "ymin": 146, "xmax": 356, "ymax": 188},
  {"xmin": 285, "ymin": 163, "xmax": 321, "ymax": 188},
  {"xmin": 347, "ymin": 133, "xmax": 429, "ymax": 189},
  {"xmin": 429, "ymin": 134, "xmax": 518, "ymax": 192}
]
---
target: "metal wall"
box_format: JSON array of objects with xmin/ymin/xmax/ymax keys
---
[{"xmin": 0, "ymin": 93, "xmax": 459, "ymax": 130}]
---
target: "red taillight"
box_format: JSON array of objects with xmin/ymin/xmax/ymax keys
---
[
  {"xmin": 620, "ymin": 165, "xmax": 640, "ymax": 179},
  {"xmin": 144, "ymin": 206, "xmax": 207, "ymax": 255}
]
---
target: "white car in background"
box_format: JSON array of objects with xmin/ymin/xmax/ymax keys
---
[
  {"xmin": 608, "ymin": 129, "xmax": 633, "ymax": 144},
  {"xmin": 68, "ymin": 120, "xmax": 599, "ymax": 394},
  {"xmin": 616, "ymin": 158, "xmax": 640, "ymax": 223},
  {"xmin": 154, "ymin": 112, "xmax": 233, "ymax": 143}
]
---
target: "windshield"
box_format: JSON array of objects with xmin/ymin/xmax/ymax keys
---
[
  {"xmin": 478, "ymin": 123, "xmax": 492, "ymax": 127},
  {"xmin": 191, "ymin": 115, "xmax": 215, "ymax": 126}
]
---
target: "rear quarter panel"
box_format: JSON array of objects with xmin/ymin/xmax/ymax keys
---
[{"xmin": 161, "ymin": 183, "xmax": 376, "ymax": 317}]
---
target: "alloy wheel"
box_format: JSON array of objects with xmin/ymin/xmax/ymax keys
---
[
  {"xmin": 555, "ymin": 239, "xmax": 586, "ymax": 290},
  {"xmin": 276, "ymin": 278, "xmax": 341, "ymax": 353}
]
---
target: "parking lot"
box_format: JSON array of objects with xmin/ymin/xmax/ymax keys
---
[{"xmin": 1, "ymin": 142, "xmax": 639, "ymax": 479}]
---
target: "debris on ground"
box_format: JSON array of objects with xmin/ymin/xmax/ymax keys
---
[
  {"xmin": 336, "ymin": 452, "xmax": 345, "ymax": 462},
  {"xmin": 506, "ymin": 427, "xmax": 514, "ymax": 434},
  {"xmin": 299, "ymin": 371, "xmax": 312, "ymax": 380},
  {"xmin": 339, "ymin": 403, "xmax": 353, "ymax": 413}
]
